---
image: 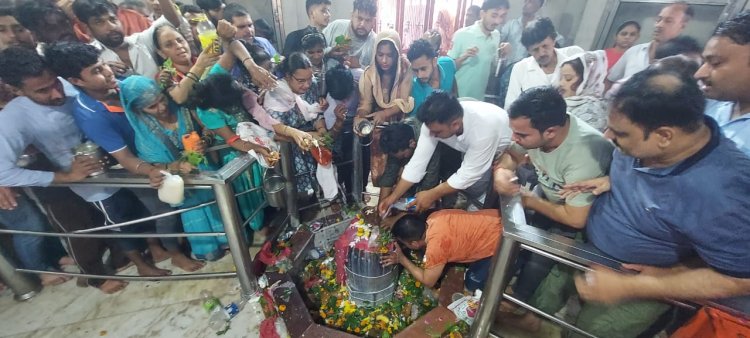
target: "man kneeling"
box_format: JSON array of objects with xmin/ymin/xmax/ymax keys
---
[{"xmin": 382, "ymin": 209, "xmax": 501, "ymax": 291}]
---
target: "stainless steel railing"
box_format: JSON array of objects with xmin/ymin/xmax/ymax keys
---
[{"xmin": 0, "ymin": 154, "xmax": 264, "ymax": 301}]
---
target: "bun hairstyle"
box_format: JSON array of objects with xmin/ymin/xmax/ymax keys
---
[
  {"xmin": 189, "ymin": 73, "xmax": 245, "ymax": 111},
  {"xmin": 278, "ymin": 52, "xmax": 313, "ymax": 77}
]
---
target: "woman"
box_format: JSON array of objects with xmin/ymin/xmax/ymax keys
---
[
  {"xmin": 120, "ymin": 75, "xmax": 227, "ymax": 261},
  {"xmin": 355, "ymin": 29, "xmax": 414, "ymax": 187},
  {"xmin": 263, "ymin": 52, "xmax": 327, "ymax": 196},
  {"xmin": 604, "ymin": 21, "xmax": 640, "ymax": 71},
  {"xmin": 301, "ymin": 32, "xmax": 328, "ymax": 105},
  {"xmin": 193, "ymin": 71, "xmax": 314, "ymax": 220},
  {"xmin": 556, "ymin": 51, "xmax": 609, "ymax": 132}
]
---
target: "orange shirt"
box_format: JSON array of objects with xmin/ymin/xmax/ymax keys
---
[{"xmin": 423, "ymin": 209, "xmax": 502, "ymax": 268}]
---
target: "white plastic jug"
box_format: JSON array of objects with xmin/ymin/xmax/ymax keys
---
[{"xmin": 158, "ymin": 171, "xmax": 185, "ymax": 206}]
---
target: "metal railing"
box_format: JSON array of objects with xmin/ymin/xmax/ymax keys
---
[
  {"xmin": 469, "ymin": 196, "xmax": 750, "ymax": 338},
  {"xmin": 0, "ymin": 154, "xmax": 264, "ymax": 301}
]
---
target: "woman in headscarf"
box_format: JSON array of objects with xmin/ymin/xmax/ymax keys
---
[
  {"xmin": 120, "ymin": 75, "xmax": 227, "ymax": 261},
  {"xmin": 354, "ymin": 29, "xmax": 414, "ymax": 187},
  {"xmin": 262, "ymin": 52, "xmax": 327, "ymax": 198},
  {"xmin": 556, "ymin": 51, "xmax": 609, "ymax": 132}
]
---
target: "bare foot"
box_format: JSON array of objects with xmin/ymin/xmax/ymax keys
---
[
  {"xmin": 496, "ymin": 310, "xmax": 542, "ymax": 332},
  {"xmin": 97, "ymin": 279, "xmax": 128, "ymax": 294},
  {"xmin": 149, "ymin": 245, "xmax": 171, "ymax": 263},
  {"xmin": 58, "ymin": 256, "xmax": 75, "ymax": 267},
  {"xmin": 171, "ymin": 254, "xmax": 206, "ymax": 272},
  {"xmin": 136, "ymin": 262, "xmax": 172, "ymax": 276},
  {"xmin": 40, "ymin": 273, "xmax": 72, "ymax": 286}
]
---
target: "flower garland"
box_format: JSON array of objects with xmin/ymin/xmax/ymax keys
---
[{"xmin": 303, "ymin": 249, "xmax": 437, "ymax": 337}]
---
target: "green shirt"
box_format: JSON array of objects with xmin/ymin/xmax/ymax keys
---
[
  {"xmin": 520, "ymin": 116, "xmax": 614, "ymax": 207},
  {"xmin": 448, "ymin": 22, "xmax": 500, "ymax": 100}
]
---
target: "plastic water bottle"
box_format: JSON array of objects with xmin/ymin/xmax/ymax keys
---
[
  {"xmin": 200, "ymin": 290, "xmax": 230, "ymax": 331},
  {"xmin": 195, "ymin": 15, "xmax": 219, "ymax": 53}
]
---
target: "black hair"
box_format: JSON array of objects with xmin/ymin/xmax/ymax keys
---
[
  {"xmin": 654, "ymin": 35, "xmax": 702, "ymax": 60},
  {"xmin": 380, "ymin": 123, "xmax": 416, "ymax": 154},
  {"xmin": 72, "ymin": 0, "xmax": 117, "ymax": 24},
  {"xmin": 325, "ymin": 65, "xmax": 354, "ymax": 101},
  {"xmin": 0, "ymin": 5, "xmax": 15, "ymax": 18},
  {"xmin": 509, "ymin": 86, "xmax": 567, "ymax": 133},
  {"xmin": 481, "ymin": 0, "xmax": 510, "ymax": 11},
  {"xmin": 121, "ymin": 0, "xmax": 148, "ymax": 10},
  {"xmin": 151, "ymin": 24, "xmax": 184, "ymax": 65},
  {"xmin": 353, "ymin": 0, "xmax": 377, "ymax": 17},
  {"xmin": 0, "ymin": 46, "xmax": 48, "ymax": 87},
  {"xmin": 254, "ymin": 18, "xmax": 275, "ymax": 42},
  {"xmin": 180, "ymin": 4, "xmax": 203, "ymax": 15},
  {"xmin": 521, "ymin": 17, "xmax": 556, "ymax": 49},
  {"xmin": 44, "ymin": 41, "xmax": 100, "ymax": 80},
  {"xmin": 466, "ymin": 5, "xmax": 480, "ymax": 14},
  {"xmin": 417, "ymin": 91, "xmax": 463, "ymax": 125},
  {"xmin": 247, "ymin": 42, "xmax": 271, "ymax": 65},
  {"xmin": 391, "ymin": 214, "xmax": 426, "ymax": 242},
  {"xmin": 612, "ymin": 68, "xmax": 705, "ymax": 137},
  {"xmin": 650, "ymin": 55, "xmax": 700, "ymax": 78},
  {"xmin": 301, "ymin": 32, "xmax": 326, "ymax": 50},
  {"xmin": 672, "ymin": 1, "xmax": 694, "ymax": 21},
  {"xmin": 561, "ymin": 58, "xmax": 584, "ymax": 93},
  {"xmin": 712, "ymin": 10, "xmax": 750, "ymax": 45},
  {"xmin": 196, "ymin": 0, "xmax": 224, "ymax": 11},
  {"xmin": 306, "ymin": 0, "xmax": 331, "ymax": 14},
  {"xmin": 190, "ymin": 72, "xmax": 244, "ymax": 110},
  {"xmin": 406, "ymin": 39, "xmax": 436, "ymax": 62},
  {"xmin": 615, "ymin": 20, "xmax": 641, "ymax": 35},
  {"xmin": 376, "ymin": 40, "xmax": 397, "ymax": 76},
  {"xmin": 279, "ymin": 52, "xmax": 312, "ymax": 77},
  {"xmin": 222, "ymin": 3, "xmax": 248, "ymax": 22},
  {"xmin": 16, "ymin": 1, "xmax": 67, "ymax": 33}
]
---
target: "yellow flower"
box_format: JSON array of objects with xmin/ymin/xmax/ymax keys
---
[
  {"xmin": 354, "ymin": 328, "xmax": 361, "ymax": 333},
  {"xmin": 320, "ymin": 311, "xmax": 327, "ymax": 318},
  {"xmin": 278, "ymin": 304, "xmax": 287, "ymax": 312},
  {"xmin": 415, "ymin": 281, "xmax": 422, "ymax": 287},
  {"xmin": 376, "ymin": 314, "xmax": 390, "ymax": 324},
  {"xmin": 379, "ymin": 247, "xmax": 389, "ymax": 254}
]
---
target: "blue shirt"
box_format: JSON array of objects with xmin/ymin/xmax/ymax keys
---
[
  {"xmin": 73, "ymin": 89, "xmax": 136, "ymax": 154},
  {"xmin": 412, "ymin": 56, "xmax": 456, "ymax": 115},
  {"xmin": 586, "ymin": 118, "xmax": 750, "ymax": 310},
  {"xmin": 253, "ymin": 37, "xmax": 277, "ymax": 57},
  {"xmin": 704, "ymin": 99, "xmax": 750, "ymax": 157},
  {"xmin": 0, "ymin": 79, "xmax": 117, "ymax": 202}
]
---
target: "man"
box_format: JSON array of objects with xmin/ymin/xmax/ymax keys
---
[
  {"xmin": 653, "ymin": 35, "xmax": 702, "ymax": 61},
  {"xmin": 0, "ymin": 6, "xmax": 34, "ymax": 50},
  {"xmin": 607, "ymin": 1, "xmax": 693, "ymax": 84},
  {"xmin": 498, "ymin": 0, "xmax": 544, "ymax": 66},
  {"xmin": 45, "ymin": 41, "xmax": 205, "ymax": 272},
  {"xmin": 504, "ymin": 17, "xmax": 583, "ymax": 108},
  {"xmin": 283, "ymin": 0, "xmax": 331, "ymax": 57},
  {"xmin": 448, "ymin": 0, "xmax": 509, "ymax": 100},
  {"xmin": 378, "ymin": 91, "xmax": 511, "ymax": 214},
  {"xmin": 493, "ymin": 86, "xmax": 613, "ymax": 313},
  {"xmin": 16, "ymin": 1, "xmax": 78, "ymax": 45},
  {"xmin": 557, "ymin": 68, "xmax": 750, "ymax": 335},
  {"xmin": 378, "ymin": 122, "xmax": 441, "ymax": 206},
  {"xmin": 223, "ymin": 3, "xmax": 277, "ymax": 57},
  {"xmin": 695, "ymin": 11, "xmax": 750, "ymax": 156},
  {"xmin": 195, "ymin": 0, "xmax": 224, "ymax": 27},
  {"xmin": 408, "ymin": 38, "xmax": 457, "ymax": 114},
  {"xmin": 382, "ymin": 210, "xmax": 501, "ymax": 291},
  {"xmin": 0, "ymin": 46, "xmax": 127, "ymax": 293},
  {"xmin": 464, "ymin": 5, "xmax": 480, "ymax": 27},
  {"xmin": 322, "ymin": 0, "xmax": 377, "ymax": 69},
  {"xmin": 72, "ymin": 0, "xmax": 183, "ymax": 79}
]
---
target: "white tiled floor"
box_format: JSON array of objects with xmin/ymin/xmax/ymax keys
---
[{"xmin": 0, "ymin": 254, "xmax": 267, "ymax": 338}]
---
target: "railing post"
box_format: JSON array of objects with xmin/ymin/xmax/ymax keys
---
[
  {"xmin": 213, "ymin": 182, "xmax": 259, "ymax": 298},
  {"xmin": 0, "ymin": 250, "xmax": 41, "ymax": 301},
  {"xmin": 352, "ymin": 135, "xmax": 363, "ymax": 204},
  {"xmin": 470, "ymin": 195, "xmax": 523, "ymax": 338},
  {"xmin": 279, "ymin": 141, "xmax": 299, "ymax": 227}
]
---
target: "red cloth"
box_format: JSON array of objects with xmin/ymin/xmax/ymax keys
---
[
  {"xmin": 671, "ymin": 306, "xmax": 750, "ymax": 338},
  {"xmin": 117, "ymin": 8, "xmax": 151, "ymax": 36},
  {"xmin": 605, "ymin": 48, "xmax": 625, "ymax": 71}
]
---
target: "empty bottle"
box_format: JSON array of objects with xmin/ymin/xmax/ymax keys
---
[{"xmin": 200, "ymin": 290, "xmax": 230, "ymax": 332}]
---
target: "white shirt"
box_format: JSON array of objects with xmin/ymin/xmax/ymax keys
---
[
  {"xmin": 401, "ymin": 100, "xmax": 512, "ymax": 190},
  {"xmin": 91, "ymin": 16, "xmax": 171, "ymax": 79},
  {"xmin": 607, "ymin": 41, "xmax": 652, "ymax": 82},
  {"xmin": 505, "ymin": 46, "xmax": 584, "ymax": 108}
]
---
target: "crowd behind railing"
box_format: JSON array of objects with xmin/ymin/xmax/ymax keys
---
[{"xmin": 0, "ymin": 0, "xmax": 749, "ymax": 337}]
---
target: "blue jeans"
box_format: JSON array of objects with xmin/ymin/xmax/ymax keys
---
[
  {"xmin": 0, "ymin": 193, "xmax": 64, "ymax": 270},
  {"xmin": 465, "ymin": 256, "xmax": 493, "ymax": 292}
]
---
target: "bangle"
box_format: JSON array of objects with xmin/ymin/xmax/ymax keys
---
[
  {"xmin": 185, "ymin": 72, "xmax": 199, "ymax": 82},
  {"xmin": 282, "ymin": 125, "xmax": 289, "ymax": 135},
  {"xmin": 227, "ymin": 135, "xmax": 241, "ymax": 144},
  {"xmin": 135, "ymin": 160, "xmax": 147, "ymax": 174},
  {"xmin": 241, "ymin": 57, "xmax": 252, "ymax": 65}
]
